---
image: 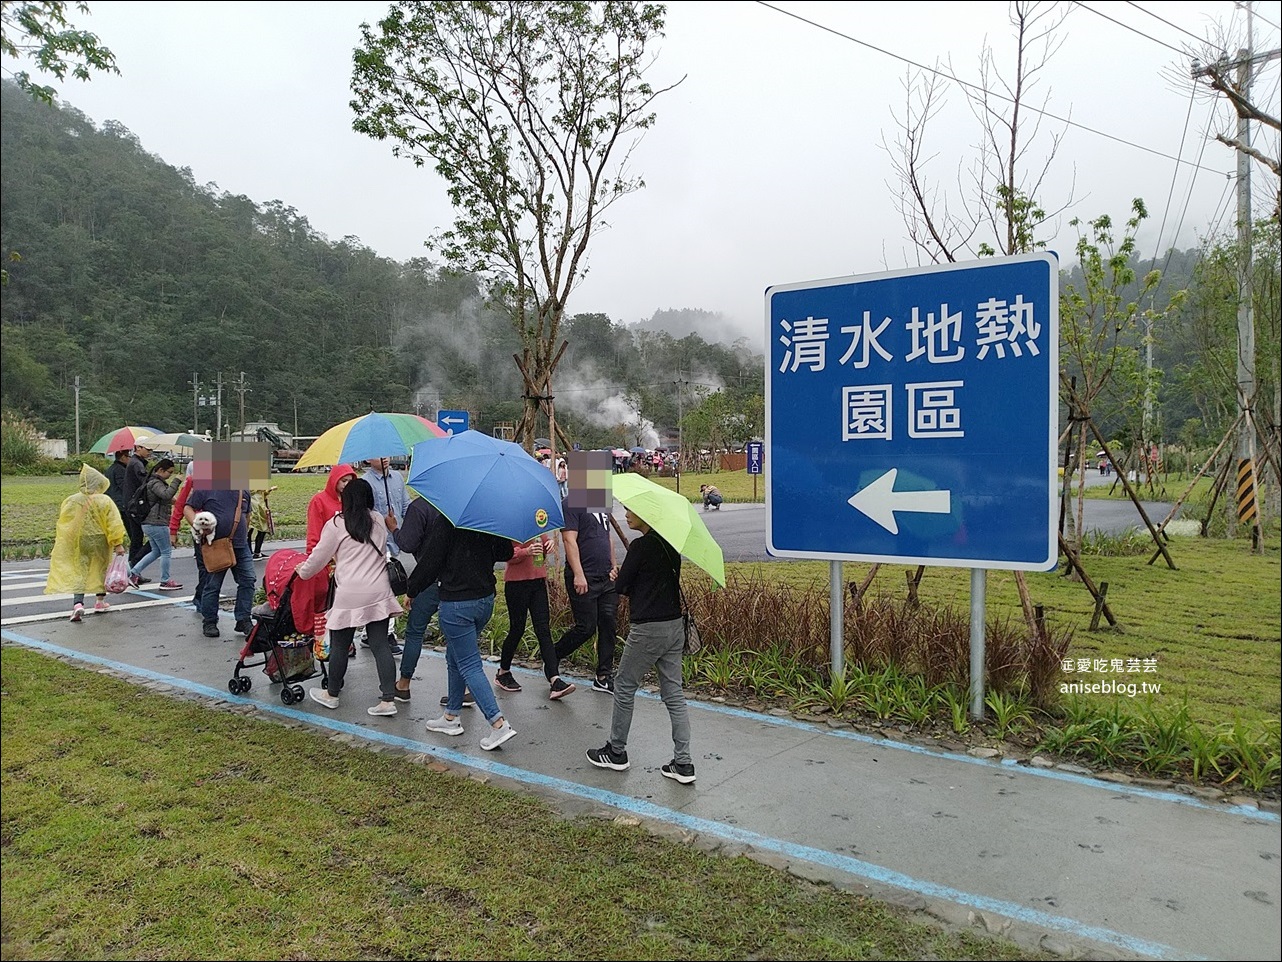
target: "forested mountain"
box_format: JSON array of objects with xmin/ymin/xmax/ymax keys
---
[
  {"xmin": 0, "ymin": 82, "xmax": 765, "ymax": 451},
  {"xmin": 4, "ymin": 81, "xmax": 1271, "ymax": 460}
]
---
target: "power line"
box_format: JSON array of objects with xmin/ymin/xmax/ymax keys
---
[
  {"xmin": 1125, "ymin": 1, "xmax": 1229, "ymax": 56},
  {"xmin": 1074, "ymin": 1, "xmax": 1189, "ymax": 57},
  {"xmin": 1241, "ymin": 1, "xmax": 1281, "ymax": 34},
  {"xmin": 753, "ymin": 1, "xmax": 1232, "ymax": 177},
  {"xmin": 1150, "ymin": 85, "xmax": 1199, "ymax": 260}
]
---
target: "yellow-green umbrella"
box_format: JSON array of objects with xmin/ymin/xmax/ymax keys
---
[{"xmin": 611, "ymin": 473, "xmax": 726, "ymax": 587}]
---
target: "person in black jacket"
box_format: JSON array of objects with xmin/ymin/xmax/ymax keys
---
[
  {"xmin": 104, "ymin": 450, "xmax": 130, "ymax": 516},
  {"xmin": 586, "ymin": 508, "xmax": 695, "ymax": 784},
  {"xmin": 410, "ymin": 516, "xmax": 518, "ymax": 751},
  {"xmin": 121, "ymin": 441, "xmax": 153, "ymax": 570}
]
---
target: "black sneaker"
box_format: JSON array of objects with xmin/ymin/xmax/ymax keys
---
[
  {"xmin": 234, "ymin": 619, "xmax": 253, "ymax": 635},
  {"xmin": 592, "ymin": 674, "xmax": 614, "ymax": 694},
  {"xmin": 586, "ymin": 743, "xmax": 630, "ymax": 771},
  {"xmin": 549, "ymin": 677, "xmax": 575, "ymax": 700},
  {"xmin": 390, "ymin": 643, "xmax": 404, "ymax": 656},
  {"xmin": 202, "ymin": 622, "xmax": 220, "ymax": 638},
  {"xmin": 440, "ymin": 692, "xmax": 476, "ymax": 709},
  {"xmin": 495, "ymin": 670, "xmax": 522, "ymax": 693},
  {"xmin": 661, "ymin": 760, "xmax": 696, "ymax": 784}
]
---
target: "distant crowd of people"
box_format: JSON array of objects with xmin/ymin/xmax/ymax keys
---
[{"xmin": 45, "ymin": 442, "xmax": 699, "ymax": 783}]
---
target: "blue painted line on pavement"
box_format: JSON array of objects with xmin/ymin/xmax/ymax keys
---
[{"xmin": 3, "ymin": 628, "xmax": 1212, "ymax": 960}]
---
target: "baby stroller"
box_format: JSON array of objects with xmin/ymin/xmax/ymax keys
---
[{"xmin": 228, "ymin": 549, "xmax": 327, "ymax": 704}]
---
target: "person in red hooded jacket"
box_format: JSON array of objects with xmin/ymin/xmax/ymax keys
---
[{"xmin": 306, "ymin": 464, "xmax": 358, "ymax": 654}]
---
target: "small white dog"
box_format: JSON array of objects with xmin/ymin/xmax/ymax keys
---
[{"xmin": 191, "ymin": 511, "xmax": 218, "ymax": 545}]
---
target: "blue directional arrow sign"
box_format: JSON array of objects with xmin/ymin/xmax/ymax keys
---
[
  {"xmin": 765, "ymin": 253, "xmax": 1058, "ymax": 570},
  {"xmin": 746, "ymin": 441, "xmax": 764, "ymax": 476},
  {"xmin": 436, "ymin": 410, "xmax": 470, "ymax": 435}
]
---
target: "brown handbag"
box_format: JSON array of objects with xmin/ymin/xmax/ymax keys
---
[{"xmin": 200, "ymin": 493, "xmax": 243, "ymax": 574}]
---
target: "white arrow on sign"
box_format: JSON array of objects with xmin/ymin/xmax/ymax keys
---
[
  {"xmin": 440, "ymin": 416, "xmax": 464, "ymax": 426},
  {"xmin": 847, "ymin": 468, "xmax": 951, "ymax": 535}
]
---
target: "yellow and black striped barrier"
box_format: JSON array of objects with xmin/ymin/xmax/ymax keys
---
[{"xmin": 1236, "ymin": 458, "xmax": 1258, "ymax": 525}]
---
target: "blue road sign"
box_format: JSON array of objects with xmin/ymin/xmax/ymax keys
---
[
  {"xmin": 436, "ymin": 410, "xmax": 470, "ymax": 435},
  {"xmin": 746, "ymin": 441, "xmax": 764, "ymax": 475},
  {"xmin": 765, "ymin": 253, "xmax": 1058, "ymax": 571}
]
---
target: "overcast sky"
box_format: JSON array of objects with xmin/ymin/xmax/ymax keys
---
[{"xmin": 7, "ymin": 1, "xmax": 1279, "ymax": 345}]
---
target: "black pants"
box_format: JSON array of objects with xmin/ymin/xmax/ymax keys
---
[
  {"xmin": 125, "ymin": 514, "xmax": 148, "ymax": 566},
  {"xmin": 251, "ymin": 529, "xmax": 267, "ymax": 554},
  {"xmin": 500, "ymin": 578, "xmax": 558, "ymax": 680},
  {"xmin": 553, "ymin": 574, "xmax": 618, "ymax": 678}
]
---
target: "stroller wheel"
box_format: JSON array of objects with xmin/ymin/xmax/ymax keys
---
[
  {"xmin": 290, "ymin": 684, "xmax": 305, "ymax": 702},
  {"xmin": 237, "ymin": 677, "xmax": 252, "ymax": 694},
  {"xmin": 281, "ymin": 686, "xmax": 296, "ymax": 705},
  {"xmin": 228, "ymin": 678, "xmax": 239, "ymax": 695}
]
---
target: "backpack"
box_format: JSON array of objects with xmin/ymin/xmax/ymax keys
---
[{"xmin": 127, "ymin": 471, "xmax": 154, "ymax": 524}]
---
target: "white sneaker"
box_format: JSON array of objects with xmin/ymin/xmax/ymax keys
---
[
  {"xmin": 480, "ymin": 718, "xmax": 517, "ymax": 751},
  {"xmin": 309, "ymin": 687, "xmax": 339, "ymax": 710},
  {"xmin": 425, "ymin": 714, "xmax": 464, "ymax": 736},
  {"xmin": 367, "ymin": 701, "xmax": 397, "ymax": 717}
]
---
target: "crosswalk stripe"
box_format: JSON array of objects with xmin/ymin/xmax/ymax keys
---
[{"xmin": 1, "ymin": 598, "xmax": 190, "ymax": 626}]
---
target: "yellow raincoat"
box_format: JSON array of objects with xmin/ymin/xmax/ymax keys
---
[{"xmin": 45, "ymin": 465, "xmax": 127, "ymax": 596}]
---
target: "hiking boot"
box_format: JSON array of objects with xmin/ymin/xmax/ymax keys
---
[
  {"xmin": 202, "ymin": 622, "xmax": 219, "ymax": 638},
  {"xmin": 549, "ymin": 677, "xmax": 575, "ymax": 700},
  {"xmin": 661, "ymin": 760, "xmax": 696, "ymax": 784},
  {"xmin": 480, "ymin": 719, "xmax": 517, "ymax": 751},
  {"xmin": 425, "ymin": 714, "xmax": 464, "ymax": 736},
  {"xmin": 158, "ymin": 580, "xmax": 183, "ymax": 590},
  {"xmin": 495, "ymin": 670, "xmax": 522, "ymax": 693},
  {"xmin": 586, "ymin": 743, "xmax": 630, "ymax": 771},
  {"xmin": 69, "ymin": 603, "xmax": 84, "ymax": 623},
  {"xmin": 440, "ymin": 692, "xmax": 476, "ymax": 709},
  {"xmin": 309, "ymin": 687, "xmax": 339, "ymax": 710},
  {"xmin": 592, "ymin": 674, "xmax": 615, "ymax": 694}
]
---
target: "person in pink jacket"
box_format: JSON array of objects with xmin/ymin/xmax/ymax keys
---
[
  {"xmin": 495, "ymin": 533, "xmax": 574, "ymax": 700},
  {"xmin": 296, "ymin": 477, "xmax": 403, "ymax": 718}
]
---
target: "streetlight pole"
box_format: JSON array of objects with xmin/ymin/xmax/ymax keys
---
[{"xmin": 74, "ymin": 375, "xmax": 80, "ymax": 455}]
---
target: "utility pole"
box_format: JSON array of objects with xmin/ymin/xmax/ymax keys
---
[
  {"xmin": 234, "ymin": 371, "xmax": 250, "ymax": 439},
  {"xmin": 190, "ymin": 372, "xmax": 200, "ymax": 434},
  {"xmin": 73, "ymin": 375, "xmax": 81, "ymax": 455},
  {"xmin": 674, "ymin": 374, "xmax": 685, "ymax": 495},
  {"xmin": 1233, "ymin": 16, "xmax": 1261, "ymax": 551}
]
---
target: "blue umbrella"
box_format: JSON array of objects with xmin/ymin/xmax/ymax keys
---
[{"xmin": 406, "ymin": 430, "xmax": 565, "ymax": 542}]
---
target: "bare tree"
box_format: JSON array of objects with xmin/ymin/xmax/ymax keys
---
[{"xmin": 883, "ymin": 0, "xmax": 1074, "ymax": 264}]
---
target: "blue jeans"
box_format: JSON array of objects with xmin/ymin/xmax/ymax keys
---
[
  {"xmin": 440, "ymin": 596, "xmax": 502, "ymax": 724},
  {"xmin": 131, "ymin": 524, "xmax": 173, "ymax": 582},
  {"xmin": 199, "ymin": 540, "xmax": 255, "ymax": 625},
  {"xmin": 399, "ymin": 582, "xmax": 441, "ymax": 681}
]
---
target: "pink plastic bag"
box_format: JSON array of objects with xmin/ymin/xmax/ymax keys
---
[{"xmin": 104, "ymin": 554, "xmax": 131, "ymax": 594}]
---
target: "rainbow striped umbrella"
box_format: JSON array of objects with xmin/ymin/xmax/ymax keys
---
[
  {"xmin": 293, "ymin": 412, "xmax": 447, "ymax": 470},
  {"xmin": 88, "ymin": 426, "xmax": 163, "ymax": 455}
]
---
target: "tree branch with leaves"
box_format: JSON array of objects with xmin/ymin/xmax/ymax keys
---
[
  {"xmin": 1, "ymin": 0, "xmax": 117, "ymax": 105},
  {"xmin": 351, "ymin": 0, "xmax": 681, "ymax": 446}
]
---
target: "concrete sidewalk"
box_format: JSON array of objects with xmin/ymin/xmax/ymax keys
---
[{"xmin": 2, "ymin": 560, "xmax": 1279, "ymax": 961}]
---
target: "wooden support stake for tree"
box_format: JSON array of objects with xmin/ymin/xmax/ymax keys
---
[
  {"xmin": 1082, "ymin": 420, "xmax": 1174, "ymax": 572},
  {"xmin": 1089, "ymin": 581, "xmax": 1110, "ymax": 631},
  {"xmin": 848, "ymin": 564, "xmax": 880, "ymax": 608},
  {"xmin": 1013, "ymin": 571, "xmax": 1042, "ymax": 641},
  {"xmin": 1200, "ymin": 452, "xmax": 1234, "ymax": 537},
  {"xmin": 1058, "ymin": 532, "xmax": 1119, "ymax": 629},
  {"xmin": 1034, "ymin": 604, "xmax": 1047, "ymax": 642},
  {"xmin": 905, "ymin": 565, "xmax": 924, "ymax": 607},
  {"xmin": 1148, "ymin": 417, "xmax": 1240, "ymax": 564}
]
